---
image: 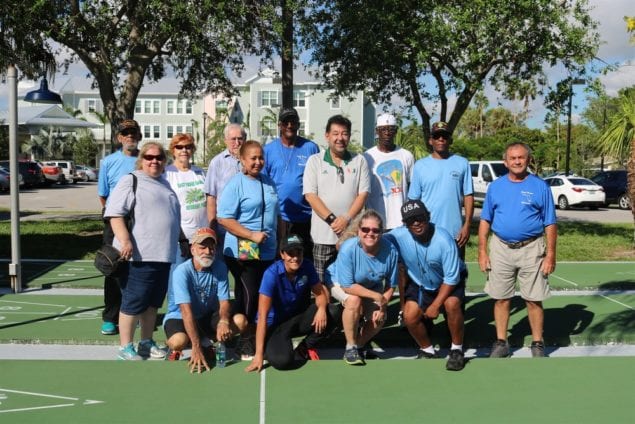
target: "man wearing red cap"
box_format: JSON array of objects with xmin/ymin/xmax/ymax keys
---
[{"xmin": 162, "ymin": 227, "xmax": 241, "ymax": 373}]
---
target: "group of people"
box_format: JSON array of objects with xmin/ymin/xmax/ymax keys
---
[{"xmin": 97, "ymin": 109, "xmax": 557, "ymax": 373}]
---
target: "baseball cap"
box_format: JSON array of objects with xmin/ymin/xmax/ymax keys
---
[
  {"xmin": 431, "ymin": 121, "xmax": 452, "ymax": 137},
  {"xmin": 190, "ymin": 228, "xmax": 217, "ymax": 245},
  {"xmin": 279, "ymin": 108, "xmax": 299, "ymax": 122},
  {"xmin": 280, "ymin": 234, "xmax": 304, "ymax": 252},
  {"xmin": 401, "ymin": 199, "xmax": 431, "ymax": 223},
  {"xmin": 117, "ymin": 119, "xmax": 141, "ymax": 134},
  {"xmin": 376, "ymin": 113, "xmax": 397, "ymax": 127}
]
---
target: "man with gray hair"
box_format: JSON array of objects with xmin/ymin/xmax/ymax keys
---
[{"xmin": 204, "ymin": 123, "xmax": 246, "ymax": 236}]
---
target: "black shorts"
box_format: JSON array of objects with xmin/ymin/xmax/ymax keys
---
[
  {"xmin": 404, "ymin": 276, "xmax": 466, "ymax": 312},
  {"xmin": 164, "ymin": 312, "xmax": 219, "ymax": 340}
]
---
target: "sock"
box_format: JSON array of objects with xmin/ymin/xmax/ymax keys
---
[
  {"xmin": 346, "ymin": 344, "xmax": 358, "ymax": 350},
  {"xmin": 420, "ymin": 345, "xmax": 435, "ymax": 355},
  {"xmin": 451, "ymin": 344, "xmax": 463, "ymax": 351}
]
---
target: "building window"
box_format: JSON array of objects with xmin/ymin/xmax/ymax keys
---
[
  {"xmin": 260, "ymin": 117, "xmax": 277, "ymax": 137},
  {"xmin": 167, "ymin": 100, "xmax": 192, "ymax": 115},
  {"xmin": 87, "ymin": 99, "xmax": 98, "ymax": 113},
  {"xmin": 293, "ymin": 91, "xmax": 306, "ymax": 108},
  {"xmin": 167, "ymin": 126, "xmax": 174, "ymax": 139},
  {"xmin": 330, "ymin": 95, "xmax": 341, "ymax": 109},
  {"xmin": 135, "ymin": 100, "xmax": 142, "ymax": 114},
  {"xmin": 259, "ymin": 90, "xmax": 279, "ymax": 107},
  {"xmin": 216, "ymin": 100, "xmax": 228, "ymax": 112},
  {"xmin": 142, "ymin": 125, "xmax": 160, "ymax": 139},
  {"xmin": 185, "ymin": 101, "xmax": 192, "ymax": 114},
  {"xmin": 153, "ymin": 100, "xmax": 160, "ymax": 114},
  {"xmin": 167, "ymin": 101, "xmax": 174, "ymax": 114},
  {"xmin": 298, "ymin": 121, "xmax": 306, "ymax": 137}
]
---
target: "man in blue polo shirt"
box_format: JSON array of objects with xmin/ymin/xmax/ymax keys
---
[
  {"xmin": 262, "ymin": 108, "xmax": 319, "ymax": 257},
  {"xmin": 245, "ymin": 234, "xmax": 338, "ymax": 372},
  {"xmin": 478, "ymin": 142, "xmax": 557, "ymax": 358},
  {"xmin": 97, "ymin": 119, "xmax": 140, "ymax": 336},
  {"xmin": 385, "ymin": 199, "xmax": 467, "ymax": 371}
]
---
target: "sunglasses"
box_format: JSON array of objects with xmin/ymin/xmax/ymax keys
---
[
  {"xmin": 337, "ymin": 166, "xmax": 344, "ymax": 184},
  {"xmin": 432, "ymin": 133, "xmax": 451, "ymax": 140},
  {"xmin": 404, "ymin": 217, "xmax": 426, "ymax": 226},
  {"xmin": 143, "ymin": 154, "xmax": 165, "ymax": 161},
  {"xmin": 360, "ymin": 226, "xmax": 381, "ymax": 234},
  {"xmin": 377, "ymin": 126, "xmax": 397, "ymax": 133},
  {"xmin": 120, "ymin": 129, "xmax": 138, "ymax": 136},
  {"xmin": 174, "ymin": 144, "xmax": 194, "ymax": 150}
]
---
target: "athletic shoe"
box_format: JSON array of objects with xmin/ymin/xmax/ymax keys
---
[
  {"xmin": 138, "ymin": 339, "xmax": 167, "ymax": 359},
  {"xmin": 359, "ymin": 344, "xmax": 380, "ymax": 360},
  {"xmin": 295, "ymin": 341, "xmax": 320, "ymax": 361},
  {"xmin": 101, "ymin": 321, "xmax": 117, "ymax": 335},
  {"xmin": 490, "ymin": 339, "xmax": 511, "ymax": 358},
  {"xmin": 343, "ymin": 347, "xmax": 365, "ymax": 365},
  {"xmin": 236, "ymin": 334, "xmax": 256, "ymax": 361},
  {"xmin": 166, "ymin": 349, "xmax": 182, "ymax": 361},
  {"xmin": 530, "ymin": 341, "xmax": 546, "ymax": 358},
  {"xmin": 445, "ymin": 349, "xmax": 465, "ymax": 371},
  {"xmin": 118, "ymin": 343, "xmax": 141, "ymax": 360},
  {"xmin": 416, "ymin": 349, "xmax": 438, "ymax": 359}
]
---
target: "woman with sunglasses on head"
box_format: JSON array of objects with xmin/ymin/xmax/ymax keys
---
[
  {"xmin": 165, "ymin": 133, "xmax": 208, "ymax": 267},
  {"xmin": 335, "ymin": 209, "xmax": 399, "ymax": 366},
  {"xmin": 105, "ymin": 142, "xmax": 181, "ymax": 360}
]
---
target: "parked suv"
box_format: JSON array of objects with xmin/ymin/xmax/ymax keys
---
[
  {"xmin": 469, "ymin": 161, "xmax": 509, "ymax": 202},
  {"xmin": 42, "ymin": 160, "xmax": 82, "ymax": 184},
  {"xmin": 590, "ymin": 170, "xmax": 631, "ymax": 210},
  {"xmin": 0, "ymin": 160, "xmax": 45, "ymax": 188}
]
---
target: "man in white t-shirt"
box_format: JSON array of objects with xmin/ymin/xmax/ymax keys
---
[{"xmin": 364, "ymin": 114, "xmax": 414, "ymax": 230}]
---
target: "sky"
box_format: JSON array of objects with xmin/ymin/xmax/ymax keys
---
[{"xmin": 1, "ymin": 0, "xmax": 634, "ymax": 129}]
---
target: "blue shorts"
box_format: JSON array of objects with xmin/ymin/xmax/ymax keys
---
[
  {"xmin": 119, "ymin": 262, "xmax": 170, "ymax": 315},
  {"xmin": 404, "ymin": 276, "xmax": 466, "ymax": 312}
]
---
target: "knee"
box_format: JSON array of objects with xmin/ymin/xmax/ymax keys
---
[
  {"xmin": 233, "ymin": 314, "xmax": 248, "ymax": 332},
  {"xmin": 344, "ymin": 295, "xmax": 361, "ymax": 311},
  {"xmin": 167, "ymin": 332, "xmax": 189, "ymax": 351},
  {"xmin": 444, "ymin": 297, "xmax": 463, "ymax": 316},
  {"xmin": 402, "ymin": 305, "xmax": 422, "ymax": 327}
]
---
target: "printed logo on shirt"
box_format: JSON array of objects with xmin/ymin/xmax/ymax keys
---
[
  {"xmin": 297, "ymin": 276, "xmax": 308, "ymax": 287},
  {"xmin": 450, "ymin": 171, "xmax": 460, "ymax": 179},
  {"xmin": 521, "ymin": 190, "xmax": 534, "ymax": 205},
  {"xmin": 185, "ymin": 188, "xmax": 206, "ymax": 210}
]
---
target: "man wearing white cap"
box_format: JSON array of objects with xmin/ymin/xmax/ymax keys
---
[{"xmin": 363, "ymin": 113, "xmax": 414, "ymax": 231}]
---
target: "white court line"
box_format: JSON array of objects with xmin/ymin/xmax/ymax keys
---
[
  {"xmin": 550, "ymin": 274, "xmax": 633, "ymax": 309},
  {"xmin": 0, "ymin": 388, "xmax": 78, "ymax": 400},
  {"xmin": 0, "ymin": 299, "xmax": 69, "ymax": 308},
  {"xmin": 550, "ymin": 274, "xmax": 579, "ymax": 287},
  {"xmin": 259, "ymin": 368, "xmax": 266, "ymax": 424},
  {"xmin": 54, "ymin": 307, "xmax": 72, "ymax": 321},
  {"xmin": 0, "ymin": 403, "xmax": 75, "ymax": 413}
]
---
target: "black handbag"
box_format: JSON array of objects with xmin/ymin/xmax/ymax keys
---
[{"xmin": 94, "ymin": 173, "xmax": 137, "ymax": 276}]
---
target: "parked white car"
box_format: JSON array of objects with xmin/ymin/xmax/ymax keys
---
[
  {"xmin": 544, "ymin": 175, "xmax": 606, "ymax": 210},
  {"xmin": 470, "ymin": 161, "xmax": 509, "ymax": 202},
  {"xmin": 76, "ymin": 165, "xmax": 97, "ymax": 182}
]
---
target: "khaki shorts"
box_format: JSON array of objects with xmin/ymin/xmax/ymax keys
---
[{"xmin": 484, "ymin": 234, "xmax": 551, "ymax": 301}]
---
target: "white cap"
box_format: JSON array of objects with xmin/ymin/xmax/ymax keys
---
[{"xmin": 376, "ymin": 113, "xmax": 397, "ymax": 127}]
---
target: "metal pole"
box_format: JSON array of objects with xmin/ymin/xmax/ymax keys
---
[
  {"xmin": 202, "ymin": 112, "xmax": 208, "ymax": 163},
  {"xmin": 565, "ymin": 83, "xmax": 573, "ymax": 176},
  {"xmin": 8, "ymin": 64, "xmax": 22, "ymax": 293}
]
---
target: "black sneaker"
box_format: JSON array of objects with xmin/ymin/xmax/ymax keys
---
[
  {"xmin": 416, "ymin": 349, "xmax": 438, "ymax": 359},
  {"xmin": 489, "ymin": 339, "xmax": 511, "ymax": 358},
  {"xmin": 446, "ymin": 349, "xmax": 465, "ymax": 371},
  {"xmin": 359, "ymin": 344, "xmax": 380, "ymax": 360},
  {"xmin": 236, "ymin": 334, "xmax": 255, "ymax": 361},
  {"xmin": 343, "ymin": 347, "xmax": 365, "ymax": 365},
  {"xmin": 530, "ymin": 341, "xmax": 545, "ymax": 358}
]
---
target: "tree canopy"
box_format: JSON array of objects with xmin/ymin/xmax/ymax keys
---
[
  {"xmin": 301, "ymin": 0, "xmax": 600, "ymax": 138},
  {"xmin": 1, "ymin": 0, "xmax": 277, "ymax": 144}
]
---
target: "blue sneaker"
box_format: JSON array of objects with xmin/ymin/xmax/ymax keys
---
[
  {"xmin": 138, "ymin": 339, "xmax": 167, "ymax": 359},
  {"xmin": 101, "ymin": 321, "xmax": 117, "ymax": 335},
  {"xmin": 118, "ymin": 343, "xmax": 141, "ymax": 360}
]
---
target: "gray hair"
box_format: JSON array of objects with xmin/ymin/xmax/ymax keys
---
[
  {"xmin": 503, "ymin": 142, "xmax": 532, "ymax": 159},
  {"xmin": 223, "ymin": 123, "xmax": 246, "ymax": 140}
]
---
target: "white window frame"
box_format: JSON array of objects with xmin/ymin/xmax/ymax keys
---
[
  {"xmin": 259, "ymin": 90, "xmax": 279, "ymax": 108},
  {"xmin": 293, "ymin": 90, "xmax": 306, "ymax": 108}
]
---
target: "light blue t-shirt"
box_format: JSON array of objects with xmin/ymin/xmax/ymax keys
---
[
  {"xmin": 217, "ymin": 173, "xmax": 279, "ymax": 260},
  {"xmin": 385, "ymin": 225, "xmax": 464, "ymax": 291},
  {"xmin": 163, "ymin": 258, "xmax": 230, "ymax": 322},
  {"xmin": 336, "ymin": 237, "xmax": 399, "ymax": 294},
  {"xmin": 481, "ymin": 174, "xmax": 556, "ymax": 242},
  {"xmin": 262, "ymin": 137, "xmax": 319, "ymax": 223},
  {"xmin": 408, "ymin": 154, "xmax": 473, "ymax": 238},
  {"xmin": 98, "ymin": 150, "xmax": 138, "ymax": 201}
]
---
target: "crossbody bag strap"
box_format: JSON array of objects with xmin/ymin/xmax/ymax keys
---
[
  {"xmin": 259, "ymin": 178, "xmax": 265, "ymax": 232},
  {"xmin": 127, "ymin": 173, "xmax": 137, "ymax": 231}
]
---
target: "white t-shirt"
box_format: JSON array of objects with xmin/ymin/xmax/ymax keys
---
[
  {"xmin": 164, "ymin": 165, "xmax": 208, "ymax": 241},
  {"xmin": 364, "ymin": 146, "xmax": 414, "ymax": 229}
]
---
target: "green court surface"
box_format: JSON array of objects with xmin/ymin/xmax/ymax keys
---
[
  {"xmin": 0, "ymin": 358, "xmax": 633, "ymax": 423},
  {"xmin": 1, "ymin": 291, "xmax": 633, "ymax": 347},
  {"xmin": 2, "ymin": 260, "xmax": 634, "ymax": 291}
]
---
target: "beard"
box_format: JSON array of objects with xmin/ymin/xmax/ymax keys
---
[{"xmin": 195, "ymin": 255, "xmax": 214, "ymax": 268}]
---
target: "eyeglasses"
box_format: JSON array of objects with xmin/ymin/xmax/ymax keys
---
[
  {"xmin": 431, "ymin": 133, "xmax": 451, "ymax": 140},
  {"xmin": 336, "ymin": 166, "xmax": 344, "ymax": 184},
  {"xmin": 174, "ymin": 144, "xmax": 194, "ymax": 150},
  {"xmin": 404, "ymin": 217, "xmax": 426, "ymax": 226},
  {"xmin": 120, "ymin": 129, "xmax": 138, "ymax": 137},
  {"xmin": 280, "ymin": 119, "xmax": 299, "ymax": 127},
  {"xmin": 377, "ymin": 126, "xmax": 397, "ymax": 133},
  {"xmin": 142, "ymin": 154, "xmax": 165, "ymax": 161},
  {"xmin": 360, "ymin": 227, "xmax": 381, "ymax": 234},
  {"xmin": 228, "ymin": 137, "xmax": 244, "ymax": 142}
]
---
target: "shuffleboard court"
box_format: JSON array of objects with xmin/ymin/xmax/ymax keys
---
[{"xmin": 0, "ymin": 358, "xmax": 633, "ymax": 423}]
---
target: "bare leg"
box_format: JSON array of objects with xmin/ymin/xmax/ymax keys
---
[
  {"xmin": 403, "ymin": 300, "xmax": 431, "ymax": 348},
  {"xmin": 342, "ymin": 296, "xmax": 362, "ymax": 346},
  {"xmin": 444, "ymin": 297, "xmax": 464, "ymax": 345},
  {"xmin": 526, "ymin": 300, "xmax": 544, "ymax": 341},
  {"xmin": 139, "ymin": 307, "xmax": 157, "ymax": 340},
  {"xmin": 119, "ymin": 312, "xmax": 138, "ymax": 346},
  {"xmin": 493, "ymin": 298, "xmax": 511, "ymax": 340}
]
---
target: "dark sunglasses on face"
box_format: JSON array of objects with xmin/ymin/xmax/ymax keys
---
[
  {"xmin": 432, "ymin": 133, "xmax": 451, "ymax": 140},
  {"xmin": 337, "ymin": 166, "xmax": 344, "ymax": 184},
  {"xmin": 281, "ymin": 119, "xmax": 299, "ymax": 127},
  {"xmin": 143, "ymin": 154, "xmax": 165, "ymax": 161},
  {"xmin": 360, "ymin": 226, "xmax": 381, "ymax": 234},
  {"xmin": 405, "ymin": 217, "xmax": 426, "ymax": 226},
  {"xmin": 174, "ymin": 144, "xmax": 194, "ymax": 150},
  {"xmin": 120, "ymin": 129, "xmax": 138, "ymax": 136}
]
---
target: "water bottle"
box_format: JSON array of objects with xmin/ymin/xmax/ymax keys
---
[{"xmin": 215, "ymin": 342, "xmax": 226, "ymax": 368}]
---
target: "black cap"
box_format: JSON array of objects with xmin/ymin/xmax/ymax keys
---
[
  {"xmin": 117, "ymin": 119, "xmax": 141, "ymax": 134},
  {"xmin": 279, "ymin": 108, "xmax": 299, "ymax": 122},
  {"xmin": 431, "ymin": 121, "xmax": 452, "ymax": 137},
  {"xmin": 280, "ymin": 234, "xmax": 304, "ymax": 252},
  {"xmin": 401, "ymin": 199, "xmax": 431, "ymax": 223}
]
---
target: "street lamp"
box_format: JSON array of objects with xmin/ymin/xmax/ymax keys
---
[
  {"xmin": 7, "ymin": 71, "xmax": 62, "ymax": 293},
  {"xmin": 564, "ymin": 78, "xmax": 586, "ymax": 176},
  {"xmin": 202, "ymin": 112, "xmax": 208, "ymax": 163}
]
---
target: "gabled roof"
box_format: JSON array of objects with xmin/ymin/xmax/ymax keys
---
[{"xmin": 0, "ymin": 105, "xmax": 99, "ymax": 129}]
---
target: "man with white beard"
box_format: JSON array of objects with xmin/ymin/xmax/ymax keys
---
[{"xmin": 162, "ymin": 228, "xmax": 242, "ymax": 373}]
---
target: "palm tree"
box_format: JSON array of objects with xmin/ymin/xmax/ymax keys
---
[{"xmin": 598, "ymin": 93, "xmax": 635, "ymax": 243}]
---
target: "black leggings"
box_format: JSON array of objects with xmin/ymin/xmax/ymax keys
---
[
  {"xmin": 224, "ymin": 256, "xmax": 273, "ymax": 322},
  {"xmin": 265, "ymin": 303, "xmax": 339, "ymax": 370}
]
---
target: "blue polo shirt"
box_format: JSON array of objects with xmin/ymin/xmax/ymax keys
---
[
  {"xmin": 385, "ymin": 225, "xmax": 464, "ymax": 291},
  {"xmin": 262, "ymin": 137, "xmax": 319, "ymax": 223},
  {"xmin": 257, "ymin": 259, "xmax": 319, "ymax": 326},
  {"xmin": 336, "ymin": 237, "xmax": 399, "ymax": 293},
  {"xmin": 98, "ymin": 150, "xmax": 138, "ymax": 201}
]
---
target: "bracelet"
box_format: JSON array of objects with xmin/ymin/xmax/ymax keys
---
[
  {"xmin": 218, "ymin": 319, "xmax": 229, "ymax": 325},
  {"xmin": 343, "ymin": 214, "xmax": 351, "ymax": 223},
  {"xmin": 324, "ymin": 213, "xmax": 337, "ymax": 225}
]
